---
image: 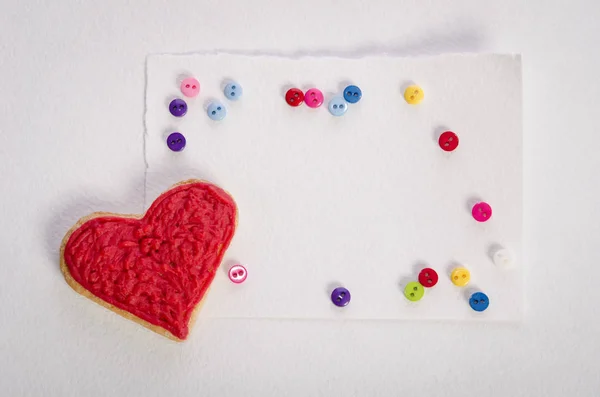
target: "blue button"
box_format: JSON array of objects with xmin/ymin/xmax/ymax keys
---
[
  {"xmin": 343, "ymin": 85, "xmax": 362, "ymax": 104},
  {"xmin": 207, "ymin": 102, "xmax": 227, "ymax": 121},
  {"xmin": 328, "ymin": 96, "xmax": 348, "ymax": 117},
  {"xmin": 224, "ymin": 82, "xmax": 243, "ymax": 101},
  {"xmin": 469, "ymin": 292, "xmax": 490, "ymax": 312}
]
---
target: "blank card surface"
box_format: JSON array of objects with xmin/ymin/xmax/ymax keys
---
[{"xmin": 144, "ymin": 53, "xmax": 523, "ymax": 321}]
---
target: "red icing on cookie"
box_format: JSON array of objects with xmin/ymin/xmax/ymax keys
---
[{"xmin": 63, "ymin": 181, "xmax": 237, "ymax": 340}]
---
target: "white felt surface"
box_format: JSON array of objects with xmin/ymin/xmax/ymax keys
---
[
  {"xmin": 3, "ymin": 1, "xmax": 600, "ymax": 396},
  {"xmin": 145, "ymin": 53, "xmax": 523, "ymax": 320}
]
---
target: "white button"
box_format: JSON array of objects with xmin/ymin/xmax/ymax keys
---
[{"xmin": 493, "ymin": 248, "xmax": 514, "ymax": 269}]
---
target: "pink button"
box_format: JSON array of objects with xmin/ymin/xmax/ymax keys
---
[
  {"xmin": 180, "ymin": 77, "xmax": 200, "ymax": 97},
  {"xmin": 304, "ymin": 88, "xmax": 324, "ymax": 108},
  {"xmin": 228, "ymin": 264, "xmax": 247, "ymax": 284},
  {"xmin": 472, "ymin": 202, "xmax": 492, "ymax": 222}
]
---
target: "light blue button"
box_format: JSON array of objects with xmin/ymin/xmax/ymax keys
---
[
  {"xmin": 328, "ymin": 96, "xmax": 348, "ymax": 117},
  {"xmin": 343, "ymin": 85, "xmax": 362, "ymax": 104},
  {"xmin": 207, "ymin": 102, "xmax": 226, "ymax": 121},
  {"xmin": 469, "ymin": 292, "xmax": 489, "ymax": 312},
  {"xmin": 224, "ymin": 82, "xmax": 243, "ymax": 101}
]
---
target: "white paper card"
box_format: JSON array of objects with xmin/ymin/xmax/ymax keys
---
[{"xmin": 145, "ymin": 53, "xmax": 523, "ymax": 321}]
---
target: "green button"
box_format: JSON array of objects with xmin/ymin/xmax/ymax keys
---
[{"xmin": 404, "ymin": 281, "xmax": 424, "ymax": 302}]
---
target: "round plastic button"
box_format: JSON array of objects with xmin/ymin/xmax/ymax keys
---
[
  {"xmin": 304, "ymin": 88, "xmax": 324, "ymax": 108},
  {"xmin": 343, "ymin": 85, "xmax": 362, "ymax": 104},
  {"xmin": 207, "ymin": 101, "xmax": 226, "ymax": 121},
  {"xmin": 439, "ymin": 131, "xmax": 459, "ymax": 152},
  {"xmin": 418, "ymin": 268, "xmax": 438, "ymax": 288},
  {"xmin": 493, "ymin": 248, "xmax": 514, "ymax": 269},
  {"xmin": 285, "ymin": 88, "xmax": 304, "ymax": 107},
  {"xmin": 180, "ymin": 78, "xmax": 200, "ymax": 98},
  {"xmin": 224, "ymin": 81, "xmax": 243, "ymax": 101},
  {"xmin": 404, "ymin": 281, "xmax": 425, "ymax": 301},
  {"xmin": 450, "ymin": 267, "xmax": 470, "ymax": 287},
  {"xmin": 331, "ymin": 287, "xmax": 351, "ymax": 307},
  {"xmin": 469, "ymin": 292, "xmax": 489, "ymax": 312},
  {"xmin": 328, "ymin": 96, "xmax": 348, "ymax": 117},
  {"xmin": 472, "ymin": 202, "xmax": 492, "ymax": 222},
  {"xmin": 169, "ymin": 98, "xmax": 188, "ymax": 117},
  {"xmin": 228, "ymin": 264, "xmax": 247, "ymax": 284},
  {"xmin": 404, "ymin": 85, "xmax": 424, "ymax": 105},
  {"xmin": 166, "ymin": 132, "xmax": 186, "ymax": 152}
]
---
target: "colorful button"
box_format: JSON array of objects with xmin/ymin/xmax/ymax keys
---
[
  {"xmin": 418, "ymin": 268, "xmax": 438, "ymax": 288},
  {"xmin": 169, "ymin": 98, "xmax": 188, "ymax": 117},
  {"xmin": 228, "ymin": 264, "xmax": 247, "ymax": 284},
  {"xmin": 439, "ymin": 131, "xmax": 459, "ymax": 152},
  {"xmin": 328, "ymin": 96, "xmax": 348, "ymax": 117},
  {"xmin": 404, "ymin": 281, "xmax": 425, "ymax": 301},
  {"xmin": 180, "ymin": 78, "xmax": 200, "ymax": 98},
  {"xmin": 304, "ymin": 88, "xmax": 324, "ymax": 108},
  {"xmin": 331, "ymin": 287, "xmax": 351, "ymax": 307},
  {"xmin": 343, "ymin": 85, "xmax": 362, "ymax": 104},
  {"xmin": 404, "ymin": 85, "xmax": 424, "ymax": 105},
  {"xmin": 450, "ymin": 267, "xmax": 470, "ymax": 287},
  {"xmin": 493, "ymin": 248, "xmax": 514, "ymax": 269},
  {"xmin": 472, "ymin": 202, "xmax": 492, "ymax": 222},
  {"xmin": 224, "ymin": 82, "xmax": 243, "ymax": 101},
  {"xmin": 207, "ymin": 101, "xmax": 226, "ymax": 121},
  {"xmin": 469, "ymin": 292, "xmax": 489, "ymax": 312},
  {"xmin": 166, "ymin": 132, "xmax": 186, "ymax": 152},
  {"xmin": 285, "ymin": 88, "xmax": 304, "ymax": 107}
]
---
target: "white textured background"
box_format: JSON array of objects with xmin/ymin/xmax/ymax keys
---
[{"xmin": 1, "ymin": 1, "xmax": 599, "ymax": 396}]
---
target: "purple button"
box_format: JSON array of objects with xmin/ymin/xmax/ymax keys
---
[
  {"xmin": 331, "ymin": 287, "xmax": 351, "ymax": 307},
  {"xmin": 166, "ymin": 132, "xmax": 186, "ymax": 152},
  {"xmin": 169, "ymin": 98, "xmax": 187, "ymax": 117}
]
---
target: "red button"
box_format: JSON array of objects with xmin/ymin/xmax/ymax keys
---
[
  {"xmin": 418, "ymin": 268, "xmax": 438, "ymax": 288},
  {"xmin": 285, "ymin": 88, "xmax": 304, "ymax": 107},
  {"xmin": 439, "ymin": 131, "xmax": 459, "ymax": 152}
]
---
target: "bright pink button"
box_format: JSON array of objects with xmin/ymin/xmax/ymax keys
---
[
  {"xmin": 472, "ymin": 202, "xmax": 492, "ymax": 222},
  {"xmin": 304, "ymin": 88, "xmax": 324, "ymax": 108},
  {"xmin": 180, "ymin": 77, "xmax": 200, "ymax": 97},
  {"xmin": 228, "ymin": 264, "xmax": 247, "ymax": 284}
]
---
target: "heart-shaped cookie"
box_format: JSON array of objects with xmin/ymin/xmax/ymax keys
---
[{"xmin": 60, "ymin": 179, "xmax": 237, "ymax": 341}]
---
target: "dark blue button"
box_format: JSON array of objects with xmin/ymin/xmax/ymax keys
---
[
  {"xmin": 469, "ymin": 292, "xmax": 489, "ymax": 312},
  {"xmin": 343, "ymin": 85, "xmax": 362, "ymax": 104},
  {"xmin": 331, "ymin": 287, "xmax": 351, "ymax": 307}
]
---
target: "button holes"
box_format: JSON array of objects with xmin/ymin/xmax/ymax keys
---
[
  {"xmin": 462, "ymin": 274, "xmax": 466, "ymax": 278},
  {"xmin": 238, "ymin": 270, "xmax": 244, "ymax": 276},
  {"xmin": 448, "ymin": 137, "xmax": 453, "ymax": 141},
  {"xmin": 413, "ymin": 286, "xmax": 418, "ymax": 291},
  {"xmin": 178, "ymin": 105, "xmax": 184, "ymax": 110},
  {"xmin": 410, "ymin": 95, "xmax": 415, "ymax": 100},
  {"xmin": 473, "ymin": 299, "xmax": 479, "ymax": 304},
  {"xmin": 427, "ymin": 279, "xmax": 432, "ymax": 284},
  {"xmin": 192, "ymin": 85, "xmax": 196, "ymax": 89},
  {"xmin": 444, "ymin": 143, "xmax": 450, "ymax": 147},
  {"xmin": 176, "ymin": 139, "xmax": 182, "ymax": 143},
  {"xmin": 170, "ymin": 140, "xmax": 176, "ymax": 145},
  {"xmin": 410, "ymin": 293, "xmax": 415, "ymax": 297},
  {"xmin": 185, "ymin": 84, "xmax": 190, "ymax": 88},
  {"xmin": 454, "ymin": 276, "xmax": 458, "ymax": 280},
  {"xmin": 336, "ymin": 296, "xmax": 342, "ymax": 302},
  {"xmin": 414, "ymin": 90, "xmax": 419, "ymax": 94},
  {"xmin": 313, "ymin": 99, "xmax": 318, "ymax": 103},
  {"xmin": 232, "ymin": 85, "xmax": 236, "ymax": 89},
  {"xmin": 217, "ymin": 106, "xmax": 222, "ymax": 110},
  {"xmin": 333, "ymin": 104, "xmax": 338, "ymax": 109},
  {"xmin": 310, "ymin": 92, "xmax": 315, "ymax": 96},
  {"xmin": 340, "ymin": 104, "xmax": 344, "ymax": 109},
  {"xmin": 340, "ymin": 292, "xmax": 346, "ymax": 297},
  {"xmin": 231, "ymin": 92, "xmax": 236, "ymax": 96},
  {"xmin": 353, "ymin": 92, "xmax": 358, "ymax": 97},
  {"xmin": 212, "ymin": 111, "xmax": 216, "ymax": 115},
  {"xmin": 346, "ymin": 91, "xmax": 351, "ymax": 95},
  {"xmin": 290, "ymin": 98, "xmax": 295, "ymax": 102},
  {"xmin": 172, "ymin": 106, "xmax": 177, "ymax": 110},
  {"xmin": 424, "ymin": 273, "xmax": 429, "ymax": 277},
  {"xmin": 294, "ymin": 93, "xmax": 299, "ymax": 97}
]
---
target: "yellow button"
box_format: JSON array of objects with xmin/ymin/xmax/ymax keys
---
[
  {"xmin": 450, "ymin": 267, "xmax": 470, "ymax": 287},
  {"xmin": 404, "ymin": 85, "xmax": 424, "ymax": 105}
]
